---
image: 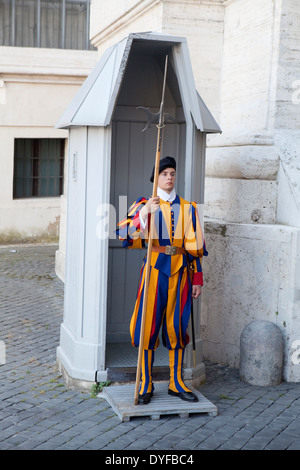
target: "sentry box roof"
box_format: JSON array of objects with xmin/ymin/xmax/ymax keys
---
[{"xmin": 56, "ymin": 32, "xmax": 221, "ymax": 133}]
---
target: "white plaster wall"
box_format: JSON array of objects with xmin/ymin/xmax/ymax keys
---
[
  {"xmin": 0, "ymin": 46, "xmax": 97, "ymax": 77},
  {"xmin": 0, "ymin": 81, "xmax": 80, "ymax": 128},
  {"xmin": 0, "ymin": 126, "xmax": 66, "ymax": 239},
  {"xmin": 0, "ymin": 47, "xmax": 98, "ymax": 241}
]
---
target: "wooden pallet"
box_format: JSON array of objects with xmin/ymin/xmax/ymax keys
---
[{"xmin": 101, "ymin": 382, "xmax": 218, "ymax": 422}]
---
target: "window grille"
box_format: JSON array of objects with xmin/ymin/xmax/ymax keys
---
[
  {"xmin": 13, "ymin": 138, "xmax": 65, "ymax": 198},
  {"xmin": 0, "ymin": 0, "xmax": 94, "ymax": 50}
]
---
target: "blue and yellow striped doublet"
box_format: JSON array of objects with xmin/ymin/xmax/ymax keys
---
[{"xmin": 117, "ymin": 194, "xmax": 208, "ymax": 351}]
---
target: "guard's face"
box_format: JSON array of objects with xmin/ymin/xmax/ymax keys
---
[{"xmin": 158, "ymin": 167, "xmax": 176, "ymax": 193}]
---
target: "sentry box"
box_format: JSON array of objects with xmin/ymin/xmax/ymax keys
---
[{"xmin": 56, "ymin": 32, "xmax": 220, "ymax": 386}]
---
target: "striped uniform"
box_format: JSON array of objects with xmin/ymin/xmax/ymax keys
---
[{"xmin": 117, "ymin": 194, "xmax": 207, "ymax": 395}]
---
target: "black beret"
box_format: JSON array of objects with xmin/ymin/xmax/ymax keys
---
[{"xmin": 150, "ymin": 156, "xmax": 176, "ymax": 182}]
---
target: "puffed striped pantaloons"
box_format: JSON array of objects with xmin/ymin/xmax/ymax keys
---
[
  {"xmin": 132, "ymin": 262, "xmax": 193, "ymax": 397},
  {"xmin": 130, "ymin": 264, "xmax": 192, "ymax": 351},
  {"xmin": 139, "ymin": 348, "xmax": 192, "ymax": 396}
]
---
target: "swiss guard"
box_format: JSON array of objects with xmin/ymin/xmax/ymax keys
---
[{"xmin": 117, "ymin": 156, "xmax": 208, "ymax": 405}]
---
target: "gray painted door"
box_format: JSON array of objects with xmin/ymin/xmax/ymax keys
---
[{"xmin": 107, "ymin": 119, "xmax": 185, "ymax": 344}]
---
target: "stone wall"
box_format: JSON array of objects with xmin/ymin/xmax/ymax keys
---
[
  {"xmin": 202, "ymin": 0, "xmax": 300, "ymax": 380},
  {"xmin": 201, "ymin": 221, "xmax": 300, "ymax": 382}
]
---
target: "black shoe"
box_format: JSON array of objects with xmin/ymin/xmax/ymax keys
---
[
  {"xmin": 138, "ymin": 392, "xmax": 153, "ymax": 405},
  {"xmin": 168, "ymin": 389, "xmax": 199, "ymax": 402}
]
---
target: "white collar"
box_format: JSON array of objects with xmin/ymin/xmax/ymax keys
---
[{"xmin": 157, "ymin": 186, "xmax": 176, "ymax": 202}]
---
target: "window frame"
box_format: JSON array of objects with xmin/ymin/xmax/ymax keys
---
[
  {"xmin": 13, "ymin": 138, "xmax": 65, "ymax": 199},
  {"xmin": 0, "ymin": 0, "xmax": 93, "ymax": 50}
]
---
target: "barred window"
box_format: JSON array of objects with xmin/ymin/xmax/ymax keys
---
[
  {"xmin": 0, "ymin": 0, "xmax": 95, "ymax": 50},
  {"xmin": 13, "ymin": 138, "xmax": 65, "ymax": 198}
]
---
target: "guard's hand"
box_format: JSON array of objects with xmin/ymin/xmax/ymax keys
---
[
  {"xmin": 192, "ymin": 285, "xmax": 202, "ymax": 299},
  {"xmin": 145, "ymin": 196, "xmax": 160, "ymax": 214},
  {"xmin": 140, "ymin": 196, "xmax": 160, "ymax": 221}
]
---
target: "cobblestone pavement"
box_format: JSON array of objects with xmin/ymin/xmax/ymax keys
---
[{"xmin": 0, "ymin": 244, "xmax": 300, "ymax": 451}]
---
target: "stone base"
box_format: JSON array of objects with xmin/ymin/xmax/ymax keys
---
[
  {"xmin": 239, "ymin": 320, "xmax": 284, "ymax": 386},
  {"xmin": 57, "ymin": 358, "xmax": 96, "ymax": 393}
]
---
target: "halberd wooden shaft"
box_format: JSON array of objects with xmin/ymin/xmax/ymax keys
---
[{"xmin": 134, "ymin": 55, "xmax": 168, "ymax": 405}]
